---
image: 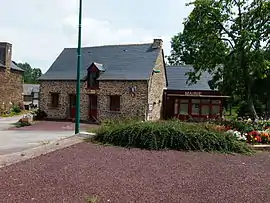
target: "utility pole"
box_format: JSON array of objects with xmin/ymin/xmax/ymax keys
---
[{"xmin": 75, "ymin": 0, "xmax": 83, "ymax": 134}]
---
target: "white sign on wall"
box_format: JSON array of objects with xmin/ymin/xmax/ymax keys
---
[{"xmin": 184, "ymin": 91, "xmax": 202, "ymax": 96}]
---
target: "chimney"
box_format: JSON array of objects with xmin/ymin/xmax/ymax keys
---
[
  {"xmin": 0, "ymin": 42, "xmax": 12, "ymax": 70},
  {"xmin": 152, "ymin": 39, "xmax": 163, "ymax": 49}
]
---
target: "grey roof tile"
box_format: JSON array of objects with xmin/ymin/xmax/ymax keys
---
[
  {"xmin": 39, "ymin": 43, "xmax": 160, "ymax": 81},
  {"xmin": 166, "ymin": 65, "xmax": 214, "ymax": 91},
  {"xmin": 11, "ymin": 61, "xmax": 24, "ymax": 72},
  {"xmin": 0, "ymin": 61, "xmax": 24, "ymax": 71},
  {"xmin": 23, "ymin": 84, "xmax": 40, "ymax": 95}
]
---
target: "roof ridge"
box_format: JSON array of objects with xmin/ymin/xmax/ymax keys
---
[{"xmin": 64, "ymin": 42, "xmax": 152, "ymax": 50}]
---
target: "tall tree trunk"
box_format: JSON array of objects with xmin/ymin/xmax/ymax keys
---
[{"xmin": 247, "ymin": 86, "xmax": 258, "ymax": 119}]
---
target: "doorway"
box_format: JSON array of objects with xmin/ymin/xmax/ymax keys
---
[
  {"xmin": 89, "ymin": 95, "xmax": 97, "ymax": 120},
  {"xmin": 69, "ymin": 94, "xmax": 76, "ymax": 118}
]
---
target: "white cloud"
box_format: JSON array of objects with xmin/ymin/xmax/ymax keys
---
[
  {"xmin": 62, "ymin": 16, "xmax": 159, "ymax": 46},
  {"xmin": 0, "ymin": 0, "xmax": 192, "ymax": 72}
]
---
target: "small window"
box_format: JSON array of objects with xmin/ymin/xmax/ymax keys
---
[
  {"xmin": 212, "ymin": 100, "xmax": 221, "ymax": 104},
  {"xmin": 87, "ymin": 71, "xmax": 99, "ymax": 88},
  {"xmin": 192, "ymin": 104, "xmax": 200, "ymax": 115},
  {"xmin": 191, "ymin": 99, "xmax": 200, "ymax": 104},
  {"xmin": 51, "ymin": 93, "xmax": 59, "ymax": 108},
  {"xmin": 180, "ymin": 99, "xmax": 189, "ymax": 103},
  {"xmin": 211, "ymin": 105, "xmax": 221, "ymax": 115},
  {"xmin": 201, "ymin": 105, "xmax": 210, "ymax": 115},
  {"xmin": 179, "ymin": 103, "xmax": 189, "ymax": 115},
  {"xmin": 110, "ymin": 95, "xmax": 120, "ymax": 111},
  {"xmin": 33, "ymin": 92, "xmax": 39, "ymax": 98},
  {"xmin": 201, "ymin": 99, "xmax": 210, "ymax": 104}
]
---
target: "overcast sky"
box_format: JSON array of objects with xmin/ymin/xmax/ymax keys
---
[{"xmin": 0, "ymin": 0, "xmax": 193, "ymax": 73}]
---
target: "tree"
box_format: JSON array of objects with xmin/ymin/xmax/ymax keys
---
[
  {"xmin": 168, "ymin": 0, "xmax": 270, "ymax": 119},
  {"xmin": 17, "ymin": 62, "xmax": 42, "ymax": 84}
]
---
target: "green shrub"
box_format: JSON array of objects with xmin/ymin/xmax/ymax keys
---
[
  {"xmin": 92, "ymin": 120, "xmax": 252, "ymax": 154},
  {"xmin": 12, "ymin": 105, "xmax": 21, "ymax": 114}
]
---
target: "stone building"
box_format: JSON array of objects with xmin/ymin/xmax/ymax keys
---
[
  {"xmin": 39, "ymin": 39, "xmax": 167, "ymax": 122},
  {"xmin": 23, "ymin": 84, "xmax": 40, "ymax": 109},
  {"xmin": 0, "ymin": 42, "xmax": 24, "ymax": 113}
]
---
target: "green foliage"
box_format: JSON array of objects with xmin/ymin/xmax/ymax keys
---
[
  {"xmin": 1, "ymin": 105, "xmax": 23, "ymax": 117},
  {"xmin": 212, "ymin": 118, "xmax": 270, "ymax": 133},
  {"xmin": 11, "ymin": 105, "xmax": 21, "ymax": 114},
  {"xmin": 168, "ymin": 0, "xmax": 270, "ymax": 118},
  {"xmin": 92, "ymin": 120, "xmax": 252, "ymax": 154},
  {"xmin": 16, "ymin": 62, "xmax": 42, "ymax": 84}
]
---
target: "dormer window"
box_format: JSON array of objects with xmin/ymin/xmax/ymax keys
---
[
  {"xmin": 87, "ymin": 62, "xmax": 105, "ymax": 89},
  {"xmin": 87, "ymin": 70, "xmax": 99, "ymax": 89}
]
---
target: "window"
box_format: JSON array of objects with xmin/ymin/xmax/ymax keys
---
[
  {"xmin": 33, "ymin": 92, "xmax": 39, "ymax": 99},
  {"xmin": 87, "ymin": 71, "xmax": 99, "ymax": 88},
  {"xmin": 201, "ymin": 99, "xmax": 210, "ymax": 104},
  {"xmin": 110, "ymin": 95, "xmax": 120, "ymax": 111},
  {"xmin": 201, "ymin": 105, "xmax": 210, "ymax": 115},
  {"xmin": 179, "ymin": 99, "xmax": 189, "ymax": 115},
  {"xmin": 212, "ymin": 100, "xmax": 221, "ymax": 104},
  {"xmin": 179, "ymin": 104, "xmax": 189, "ymax": 115},
  {"xmin": 51, "ymin": 93, "xmax": 59, "ymax": 108},
  {"xmin": 191, "ymin": 99, "xmax": 200, "ymax": 115},
  {"xmin": 211, "ymin": 105, "xmax": 221, "ymax": 115}
]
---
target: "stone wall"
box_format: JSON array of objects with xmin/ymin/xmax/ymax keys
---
[
  {"xmin": 39, "ymin": 80, "xmax": 148, "ymax": 121},
  {"xmin": 98, "ymin": 80, "xmax": 148, "ymax": 121},
  {"xmin": 0, "ymin": 69, "xmax": 24, "ymax": 113},
  {"xmin": 147, "ymin": 49, "xmax": 167, "ymax": 120},
  {"xmin": 39, "ymin": 81, "xmax": 92, "ymax": 121}
]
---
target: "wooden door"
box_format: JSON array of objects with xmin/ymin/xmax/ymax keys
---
[
  {"xmin": 89, "ymin": 95, "xmax": 97, "ymax": 120},
  {"xmin": 69, "ymin": 94, "xmax": 76, "ymax": 118}
]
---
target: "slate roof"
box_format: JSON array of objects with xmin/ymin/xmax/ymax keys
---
[
  {"xmin": 0, "ymin": 61, "xmax": 23, "ymax": 71},
  {"xmin": 11, "ymin": 61, "xmax": 24, "ymax": 72},
  {"xmin": 23, "ymin": 84, "xmax": 40, "ymax": 95},
  {"xmin": 166, "ymin": 65, "xmax": 215, "ymax": 91},
  {"xmin": 39, "ymin": 43, "xmax": 160, "ymax": 81}
]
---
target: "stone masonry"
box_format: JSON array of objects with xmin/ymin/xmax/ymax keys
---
[
  {"xmin": 98, "ymin": 80, "xmax": 148, "ymax": 121},
  {"xmin": 39, "ymin": 39, "xmax": 166, "ymax": 122},
  {"xmin": 39, "ymin": 80, "xmax": 148, "ymax": 121},
  {"xmin": 0, "ymin": 42, "xmax": 23, "ymax": 113},
  {"xmin": 147, "ymin": 48, "xmax": 167, "ymax": 120}
]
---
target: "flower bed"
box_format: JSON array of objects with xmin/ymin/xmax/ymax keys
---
[{"xmin": 211, "ymin": 119, "xmax": 270, "ymax": 145}]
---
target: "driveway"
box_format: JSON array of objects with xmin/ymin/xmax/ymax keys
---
[{"xmin": 0, "ymin": 115, "xmax": 96, "ymax": 155}]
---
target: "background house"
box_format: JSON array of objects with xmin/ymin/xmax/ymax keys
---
[
  {"xmin": 0, "ymin": 42, "xmax": 24, "ymax": 113},
  {"xmin": 38, "ymin": 39, "xmax": 166, "ymax": 122},
  {"xmin": 163, "ymin": 65, "xmax": 229, "ymax": 121},
  {"xmin": 23, "ymin": 84, "xmax": 40, "ymax": 110}
]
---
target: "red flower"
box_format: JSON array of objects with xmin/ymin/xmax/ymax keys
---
[
  {"xmin": 248, "ymin": 131, "xmax": 259, "ymax": 136},
  {"xmin": 254, "ymin": 135, "xmax": 262, "ymax": 143}
]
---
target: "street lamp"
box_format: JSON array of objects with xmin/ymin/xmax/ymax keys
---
[{"xmin": 75, "ymin": 0, "xmax": 83, "ymax": 134}]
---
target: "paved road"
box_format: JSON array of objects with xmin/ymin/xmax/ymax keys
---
[{"xmin": 0, "ymin": 116, "xmax": 73, "ymax": 155}]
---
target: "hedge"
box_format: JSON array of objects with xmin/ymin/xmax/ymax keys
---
[{"xmin": 91, "ymin": 120, "xmax": 252, "ymax": 154}]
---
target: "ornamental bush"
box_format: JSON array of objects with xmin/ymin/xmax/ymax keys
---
[{"xmin": 92, "ymin": 120, "xmax": 252, "ymax": 154}]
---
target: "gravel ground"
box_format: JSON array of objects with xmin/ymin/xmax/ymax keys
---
[{"xmin": 0, "ymin": 143, "xmax": 270, "ymax": 203}]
